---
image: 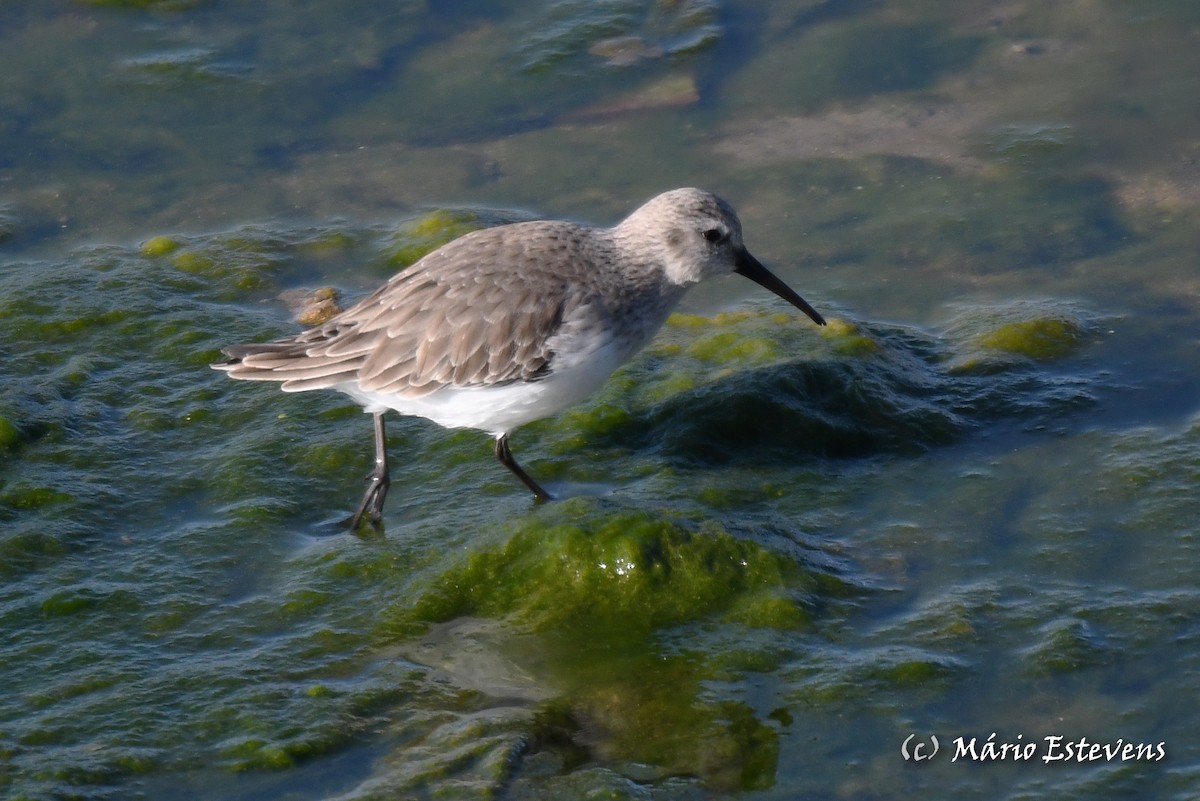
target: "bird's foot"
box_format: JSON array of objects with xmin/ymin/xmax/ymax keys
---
[{"xmin": 346, "ymin": 469, "xmax": 390, "ymax": 532}]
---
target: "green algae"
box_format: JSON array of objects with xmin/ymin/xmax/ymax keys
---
[
  {"xmin": 384, "ymin": 501, "xmax": 812, "ymax": 640},
  {"xmin": 685, "ymin": 330, "xmax": 782, "ymax": 365},
  {"xmin": 521, "ymin": 642, "xmax": 784, "ymax": 791},
  {"xmin": 658, "ymin": 309, "xmax": 815, "ymax": 374},
  {"xmin": 695, "ymin": 480, "xmax": 790, "ymax": 511},
  {"xmin": 726, "ymin": 592, "xmax": 811, "ymax": 629},
  {"xmin": 39, "ymin": 590, "xmax": 104, "ymax": 618},
  {"xmin": 945, "ymin": 304, "xmax": 1091, "ymax": 373},
  {"xmin": 292, "ymin": 230, "xmax": 357, "ymax": 256},
  {"xmin": 2, "ymin": 486, "xmax": 73, "ymax": 511},
  {"xmin": 977, "ymin": 318, "xmax": 1084, "ymax": 360},
  {"xmin": 383, "ymin": 209, "xmax": 486, "ymax": 270},
  {"xmin": 0, "ymin": 416, "xmax": 21, "ymax": 450},
  {"xmin": 278, "ymin": 588, "xmax": 334, "ymax": 619},
  {"xmin": 173, "ymin": 252, "xmax": 269, "ymax": 289},
  {"xmin": 221, "ymin": 737, "xmax": 296, "ymax": 770},
  {"xmin": 535, "ymin": 302, "xmax": 1100, "ymax": 467},
  {"xmin": 817, "ymin": 317, "xmax": 882, "ymax": 357},
  {"xmin": 140, "ymin": 235, "xmax": 182, "ymax": 258},
  {"xmin": 1021, "ymin": 619, "xmax": 1108, "ymax": 675},
  {"xmin": 788, "ymin": 649, "xmax": 962, "ymax": 705},
  {"xmin": 584, "ymin": 688, "xmax": 779, "ymax": 792},
  {"xmin": 869, "ymin": 658, "xmax": 951, "ymax": 687},
  {"xmin": 549, "ymin": 401, "xmax": 637, "ymax": 454}
]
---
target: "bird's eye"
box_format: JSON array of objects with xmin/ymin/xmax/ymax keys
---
[{"xmin": 702, "ymin": 228, "xmax": 724, "ymax": 243}]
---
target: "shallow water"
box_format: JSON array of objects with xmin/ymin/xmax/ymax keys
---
[{"xmin": 3, "ymin": 1, "xmax": 1200, "ymax": 799}]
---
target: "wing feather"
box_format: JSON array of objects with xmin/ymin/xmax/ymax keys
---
[{"xmin": 214, "ymin": 220, "xmax": 610, "ymax": 398}]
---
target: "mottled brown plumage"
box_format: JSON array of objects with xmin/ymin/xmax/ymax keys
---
[{"xmin": 212, "ymin": 188, "xmax": 825, "ymax": 529}]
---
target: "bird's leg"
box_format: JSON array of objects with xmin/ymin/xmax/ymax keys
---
[
  {"xmin": 494, "ymin": 434, "xmax": 553, "ymax": 502},
  {"xmin": 348, "ymin": 412, "xmax": 391, "ymax": 530}
]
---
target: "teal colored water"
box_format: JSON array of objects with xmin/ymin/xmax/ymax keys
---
[{"xmin": 3, "ymin": 1, "xmax": 1200, "ymax": 799}]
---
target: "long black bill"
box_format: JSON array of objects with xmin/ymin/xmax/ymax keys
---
[{"xmin": 735, "ymin": 249, "xmax": 826, "ymax": 326}]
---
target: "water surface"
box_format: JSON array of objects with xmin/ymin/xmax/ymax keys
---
[{"xmin": 2, "ymin": 1, "xmax": 1199, "ymax": 799}]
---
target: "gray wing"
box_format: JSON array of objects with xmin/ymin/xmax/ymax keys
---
[{"xmin": 214, "ymin": 223, "xmax": 591, "ymax": 398}]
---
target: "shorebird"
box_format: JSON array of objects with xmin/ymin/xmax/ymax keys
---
[{"xmin": 213, "ymin": 188, "xmax": 825, "ymax": 528}]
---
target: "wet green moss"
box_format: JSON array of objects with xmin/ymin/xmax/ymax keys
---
[
  {"xmin": 384, "ymin": 209, "xmax": 484, "ymax": 269},
  {"xmin": 977, "ymin": 318, "xmax": 1084, "ymax": 360},
  {"xmin": 174, "ymin": 252, "xmax": 267, "ymax": 291},
  {"xmin": 293, "ymin": 230, "xmax": 356, "ymax": 255},
  {"xmin": 140, "ymin": 235, "xmax": 182, "ymax": 257},
  {"xmin": 221, "ymin": 737, "xmax": 294, "ymax": 770},
  {"xmin": 695, "ymin": 480, "xmax": 789, "ymax": 511},
  {"xmin": 686, "ymin": 330, "xmax": 782, "ymax": 365},
  {"xmin": 40, "ymin": 591, "xmax": 103, "ymax": 618},
  {"xmin": 543, "ymin": 302, "xmax": 1096, "ymax": 465},
  {"xmin": 113, "ymin": 749, "xmax": 159, "ymax": 775},
  {"xmin": 27, "ymin": 309, "xmax": 132, "ymax": 339},
  {"xmin": 278, "ymin": 588, "xmax": 333, "ymax": 619},
  {"xmin": 550, "ymin": 401, "xmax": 636, "ymax": 453},
  {"xmin": 217, "ymin": 714, "xmax": 356, "ymax": 772},
  {"xmin": 789, "ymin": 648, "xmax": 962, "ymax": 705},
  {"xmin": 2, "ymin": 486, "xmax": 73, "ymax": 510},
  {"xmin": 288, "ymin": 440, "xmax": 362, "ymax": 478},
  {"xmin": 1021, "ymin": 619, "xmax": 1107, "ymax": 675},
  {"xmin": 818, "ymin": 317, "xmax": 882, "ymax": 357},
  {"xmin": 661, "ymin": 309, "xmax": 817, "ymax": 371},
  {"xmin": 870, "ymin": 658, "xmax": 951, "ymax": 687},
  {"xmin": 0, "ymin": 415, "xmax": 21, "ymax": 450},
  {"xmin": 168, "ymin": 245, "xmax": 288, "ymax": 299},
  {"xmin": 711, "ymin": 646, "xmax": 789, "ymax": 674},
  {"xmin": 387, "ymin": 502, "xmax": 811, "ymax": 638},
  {"xmin": 555, "ymin": 650, "xmax": 782, "ymax": 792},
  {"xmin": 726, "ymin": 592, "xmax": 811, "ymax": 629},
  {"xmin": 0, "ymin": 530, "xmax": 71, "ymax": 577},
  {"xmin": 947, "ymin": 307, "xmax": 1090, "ymax": 374}
]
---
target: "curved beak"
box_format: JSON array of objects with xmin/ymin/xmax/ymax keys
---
[{"xmin": 735, "ymin": 248, "xmax": 826, "ymax": 326}]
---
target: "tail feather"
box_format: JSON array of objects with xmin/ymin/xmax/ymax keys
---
[{"xmin": 211, "ymin": 340, "xmax": 363, "ymax": 388}]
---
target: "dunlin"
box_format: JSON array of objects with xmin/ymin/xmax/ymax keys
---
[{"xmin": 213, "ymin": 188, "xmax": 825, "ymax": 528}]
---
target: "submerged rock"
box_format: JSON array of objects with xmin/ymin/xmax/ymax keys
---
[
  {"xmin": 140, "ymin": 235, "xmax": 182, "ymax": 258},
  {"xmin": 945, "ymin": 303, "xmax": 1091, "ymax": 373},
  {"xmin": 540, "ymin": 303, "xmax": 1103, "ymax": 464},
  {"xmin": 976, "ymin": 318, "xmax": 1084, "ymax": 360}
]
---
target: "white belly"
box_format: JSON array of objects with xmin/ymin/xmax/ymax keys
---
[{"xmin": 337, "ymin": 336, "xmax": 628, "ymax": 436}]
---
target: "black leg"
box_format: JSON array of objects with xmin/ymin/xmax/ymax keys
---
[
  {"xmin": 495, "ymin": 433, "xmax": 553, "ymax": 502},
  {"xmin": 348, "ymin": 412, "xmax": 391, "ymax": 530}
]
